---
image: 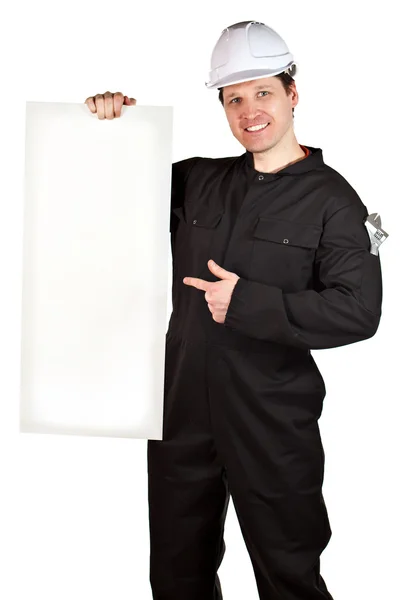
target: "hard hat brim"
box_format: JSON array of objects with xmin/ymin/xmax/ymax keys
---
[{"xmin": 205, "ymin": 65, "xmax": 297, "ymax": 90}]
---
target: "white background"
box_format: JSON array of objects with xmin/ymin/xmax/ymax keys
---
[{"xmin": 0, "ymin": 1, "xmax": 398, "ymax": 599}]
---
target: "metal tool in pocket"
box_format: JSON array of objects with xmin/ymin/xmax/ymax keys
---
[{"xmin": 364, "ymin": 213, "xmax": 389, "ymax": 255}]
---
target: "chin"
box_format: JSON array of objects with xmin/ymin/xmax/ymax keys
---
[
  {"xmin": 251, "ymin": 144, "xmax": 274, "ymax": 153},
  {"xmin": 243, "ymin": 141, "xmax": 274, "ymax": 154},
  {"xmin": 236, "ymin": 132, "xmax": 274, "ymax": 152}
]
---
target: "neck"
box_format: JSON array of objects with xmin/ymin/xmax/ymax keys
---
[{"xmin": 251, "ymin": 128, "xmax": 305, "ymax": 173}]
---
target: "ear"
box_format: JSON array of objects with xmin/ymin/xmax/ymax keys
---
[{"xmin": 290, "ymin": 82, "xmax": 299, "ymax": 109}]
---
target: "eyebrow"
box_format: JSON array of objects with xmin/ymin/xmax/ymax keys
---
[{"xmin": 225, "ymin": 84, "xmax": 273, "ymax": 99}]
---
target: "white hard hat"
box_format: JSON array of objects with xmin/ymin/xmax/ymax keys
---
[{"xmin": 205, "ymin": 21, "xmax": 297, "ymax": 90}]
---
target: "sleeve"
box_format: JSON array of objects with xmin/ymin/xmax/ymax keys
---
[
  {"xmin": 170, "ymin": 156, "xmax": 202, "ymax": 224},
  {"xmin": 223, "ymin": 201, "xmax": 383, "ymax": 350}
]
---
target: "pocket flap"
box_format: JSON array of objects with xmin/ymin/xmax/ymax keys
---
[
  {"xmin": 173, "ymin": 205, "xmax": 223, "ymax": 228},
  {"xmin": 254, "ymin": 217, "xmax": 322, "ymax": 249},
  {"xmin": 191, "ymin": 211, "xmax": 223, "ymax": 228}
]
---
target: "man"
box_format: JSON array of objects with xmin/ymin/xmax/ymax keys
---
[{"xmin": 85, "ymin": 20, "xmax": 383, "ymax": 600}]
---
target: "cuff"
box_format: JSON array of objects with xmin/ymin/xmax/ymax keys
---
[{"xmin": 224, "ymin": 277, "xmax": 298, "ymax": 345}]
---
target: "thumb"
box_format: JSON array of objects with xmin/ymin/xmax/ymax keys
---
[
  {"xmin": 123, "ymin": 96, "xmax": 136, "ymax": 105},
  {"xmin": 208, "ymin": 259, "xmax": 236, "ymax": 280}
]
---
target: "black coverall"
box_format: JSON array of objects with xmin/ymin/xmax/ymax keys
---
[{"xmin": 147, "ymin": 146, "xmax": 383, "ymax": 600}]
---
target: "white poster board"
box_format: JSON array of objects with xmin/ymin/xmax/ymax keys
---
[{"xmin": 20, "ymin": 101, "xmax": 173, "ymax": 439}]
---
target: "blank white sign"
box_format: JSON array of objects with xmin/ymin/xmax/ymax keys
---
[{"xmin": 20, "ymin": 101, "xmax": 173, "ymax": 439}]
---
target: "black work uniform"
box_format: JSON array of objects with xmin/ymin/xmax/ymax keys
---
[{"xmin": 147, "ymin": 146, "xmax": 383, "ymax": 600}]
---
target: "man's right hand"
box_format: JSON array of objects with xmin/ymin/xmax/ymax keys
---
[{"xmin": 84, "ymin": 92, "xmax": 136, "ymax": 119}]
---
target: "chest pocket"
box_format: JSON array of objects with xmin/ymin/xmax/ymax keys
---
[
  {"xmin": 249, "ymin": 217, "xmax": 323, "ymax": 292},
  {"xmin": 171, "ymin": 204, "xmax": 224, "ymax": 280}
]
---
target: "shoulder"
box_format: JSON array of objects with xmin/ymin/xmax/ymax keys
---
[
  {"xmin": 172, "ymin": 156, "xmax": 202, "ymax": 183},
  {"xmin": 172, "ymin": 154, "xmax": 242, "ymax": 182},
  {"xmin": 315, "ymin": 161, "xmax": 369, "ymax": 222}
]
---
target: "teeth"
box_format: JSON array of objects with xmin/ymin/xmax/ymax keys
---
[{"xmin": 246, "ymin": 123, "xmax": 269, "ymax": 131}]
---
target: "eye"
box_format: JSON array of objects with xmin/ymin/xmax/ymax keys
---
[{"xmin": 229, "ymin": 91, "xmax": 269, "ymax": 104}]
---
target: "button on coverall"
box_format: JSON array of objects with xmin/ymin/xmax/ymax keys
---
[{"xmin": 147, "ymin": 146, "xmax": 383, "ymax": 600}]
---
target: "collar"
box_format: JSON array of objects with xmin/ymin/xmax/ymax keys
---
[{"xmin": 244, "ymin": 145, "xmax": 325, "ymax": 179}]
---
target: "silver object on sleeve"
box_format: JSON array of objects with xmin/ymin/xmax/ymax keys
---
[{"xmin": 364, "ymin": 213, "xmax": 388, "ymax": 255}]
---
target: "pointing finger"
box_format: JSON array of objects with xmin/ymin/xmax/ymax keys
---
[{"xmin": 183, "ymin": 277, "xmax": 210, "ymax": 292}]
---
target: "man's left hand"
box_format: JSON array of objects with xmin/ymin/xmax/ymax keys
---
[{"xmin": 183, "ymin": 260, "xmax": 240, "ymax": 324}]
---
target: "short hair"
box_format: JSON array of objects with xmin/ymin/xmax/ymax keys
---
[{"xmin": 218, "ymin": 69, "xmax": 296, "ymax": 116}]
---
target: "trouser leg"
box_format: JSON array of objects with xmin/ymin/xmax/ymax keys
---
[
  {"xmin": 207, "ymin": 344, "xmax": 334, "ymax": 600},
  {"xmin": 229, "ymin": 481, "xmax": 333, "ymax": 600},
  {"xmin": 147, "ymin": 338, "xmax": 230, "ymax": 600}
]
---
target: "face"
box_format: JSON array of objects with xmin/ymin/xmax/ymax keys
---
[{"xmin": 222, "ymin": 76, "xmax": 298, "ymax": 153}]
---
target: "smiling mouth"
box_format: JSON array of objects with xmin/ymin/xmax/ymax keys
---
[{"xmin": 244, "ymin": 122, "xmax": 270, "ymax": 132}]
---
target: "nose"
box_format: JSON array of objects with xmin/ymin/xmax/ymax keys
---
[{"xmin": 239, "ymin": 97, "xmax": 263, "ymax": 120}]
